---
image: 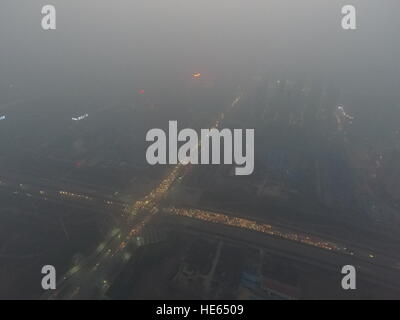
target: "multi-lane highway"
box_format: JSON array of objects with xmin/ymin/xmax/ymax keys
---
[{"xmin": 44, "ymin": 94, "xmax": 242, "ymax": 299}]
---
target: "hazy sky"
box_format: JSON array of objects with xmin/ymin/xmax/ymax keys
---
[{"xmin": 1, "ymin": 1, "xmax": 399, "ymax": 98}]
